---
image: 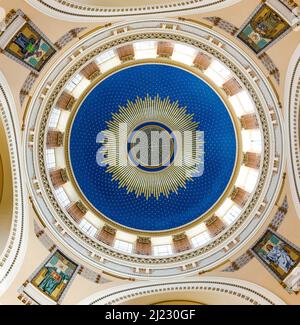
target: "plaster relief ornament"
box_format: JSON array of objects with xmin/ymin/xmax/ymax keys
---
[{"xmin": 97, "ymin": 95, "xmax": 205, "ymax": 199}]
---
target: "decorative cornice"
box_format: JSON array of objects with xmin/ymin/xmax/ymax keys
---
[
  {"xmin": 26, "ymin": 0, "xmax": 241, "ymax": 21},
  {"xmin": 78, "ymin": 277, "xmax": 286, "ymax": 305},
  {"xmin": 0, "ymin": 73, "xmax": 28, "ymax": 296}
]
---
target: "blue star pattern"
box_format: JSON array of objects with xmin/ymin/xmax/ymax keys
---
[{"xmin": 69, "ymin": 64, "xmax": 237, "ymax": 231}]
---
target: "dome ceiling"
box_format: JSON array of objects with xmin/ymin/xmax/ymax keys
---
[
  {"xmin": 1, "ymin": 0, "xmax": 300, "ymax": 306},
  {"xmin": 70, "ymin": 0, "xmax": 177, "ymax": 6},
  {"xmin": 68, "ymin": 63, "xmax": 238, "ymax": 232},
  {"xmin": 26, "ymin": 0, "xmax": 241, "ymax": 21},
  {"xmin": 24, "ymin": 18, "xmax": 285, "ymax": 279},
  {"xmin": 285, "ymin": 43, "xmax": 300, "ymax": 220}
]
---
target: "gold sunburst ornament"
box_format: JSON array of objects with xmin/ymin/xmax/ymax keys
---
[{"xmin": 97, "ymin": 95, "xmax": 205, "ymax": 199}]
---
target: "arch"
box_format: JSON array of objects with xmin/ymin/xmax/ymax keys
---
[
  {"xmin": 0, "ymin": 72, "xmax": 28, "ymax": 296},
  {"xmin": 79, "ymin": 277, "xmax": 286, "ymax": 305},
  {"xmin": 0, "ymin": 115, "xmax": 13, "ymax": 254},
  {"xmin": 26, "ymin": 0, "xmax": 241, "ymax": 22}
]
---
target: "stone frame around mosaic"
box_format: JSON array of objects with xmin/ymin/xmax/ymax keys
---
[
  {"xmin": 236, "ymin": 2, "xmax": 292, "ymax": 56},
  {"xmin": 25, "ymin": 249, "xmax": 80, "ymax": 304},
  {"xmin": 204, "ymin": 15, "xmax": 281, "ymax": 84},
  {"xmin": 19, "ymin": 27, "xmax": 86, "ymax": 106},
  {"xmin": 2, "ymin": 10, "xmax": 57, "ymax": 73},
  {"xmin": 251, "ymin": 227, "xmax": 300, "ymax": 291}
]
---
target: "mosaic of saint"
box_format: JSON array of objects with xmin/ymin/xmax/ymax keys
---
[
  {"xmin": 237, "ymin": 4, "xmax": 290, "ymax": 54},
  {"xmin": 252, "ymin": 230, "xmax": 300, "ymax": 281},
  {"xmin": 5, "ymin": 23, "xmax": 56, "ymax": 71},
  {"xmin": 31, "ymin": 251, "xmax": 77, "ymax": 302}
]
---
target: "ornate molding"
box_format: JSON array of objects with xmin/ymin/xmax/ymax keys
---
[
  {"xmin": 79, "ymin": 277, "xmax": 286, "ymax": 305},
  {"xmin": 0, "ymin": 73, "xmax": 28, "ymax": 296},
  {"xmin": 26, "ymin": 0, "xmax": 241, "ymax": 21}
]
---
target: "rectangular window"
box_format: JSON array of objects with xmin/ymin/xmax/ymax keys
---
[
  {"xmin": 65, "ymin": 74, "xmax": 83, "ymax": 93},
  {"xmin": 79, "ymin": 219, "xmax": 98, "ymax": 237},
  {"xmin": 95, "ymin": 50, "xmax": 116, "ymax": 64},
  {"xmin": 229, "ymin": 91, "xmax": 255, "ymax": 117},
  {"xmin": 204, "ymin": 59, "xmax": 232, "ymax": 87},
  {"xmin": 223, "ymin": 205, "xmax": 242, "ymax": 226},
  {"xmin": 242, "ymin": 130, "xmax": 262, "ymax": 153},
  {"xmin": 134, "ymin": 41, "xmax": 157, "ymax": 59},
  {"xmin": 45, "ymin": 149, "xmax": 56, "ymax": 169},
  {"xmin": 216, "ymin": 198, "xmax": 234, "ymax": 218},
  {"xmin": 48, "ymin": 108, "xmax": 61, "ymax": 129},
  {"xmin": 235, "ymin": 166, "xmax": 259, "ymax": 193},
  {"xmin": 55, "ymin": 187, "xmax": 71, "ymax": 207},
  {"xmin": 172, "ymin": 44, "xmax": 197, "ymax": 65},
  {"xmin": 153, "ymin": 245, "xmax": 173, "ymax": 256},
  {"xmin": 191, "ymin": 232, "xmax": 211, "ymax": 248},
  {"xmin": 114, "ymin": 240, "xmax": 133, "ymax": 253}
]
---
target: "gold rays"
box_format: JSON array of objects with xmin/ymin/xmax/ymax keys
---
[{"xmin": 99, "ymin": 95, "xmax": 204, "ymax": 199}]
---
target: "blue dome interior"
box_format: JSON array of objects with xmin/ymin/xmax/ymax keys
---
[{"xmin": 69, "ymin": 63, "xmax": 237, "ymax": 231}]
